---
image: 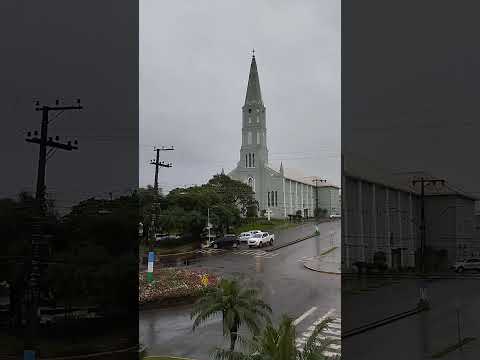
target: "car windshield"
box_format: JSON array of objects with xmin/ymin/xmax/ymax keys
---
[{"xmin": 253, "ymin": 234, "xmax": 262, "ymax": 238}]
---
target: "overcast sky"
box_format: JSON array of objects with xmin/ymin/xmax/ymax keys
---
[{"xmin": 140, "ymin": 0, "xmax": 341, "ymax": 193}]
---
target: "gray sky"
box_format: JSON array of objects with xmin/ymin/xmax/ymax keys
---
[{"xmin": 140, "ymin": 0, "xmax": 341, "ymax": 193}]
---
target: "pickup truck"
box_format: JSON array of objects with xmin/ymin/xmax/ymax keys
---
[{"xmin": 247, "ymin": 232, "xmax": 274, "ymax": 248}]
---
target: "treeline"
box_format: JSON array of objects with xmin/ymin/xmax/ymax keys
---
[
  {"xmin": 0, "ymin": 191, "xmax": 138, "ymax": 329},
  {"xmin": 139, "ymin": 174, "xmax": 258, "ymax": 243}
]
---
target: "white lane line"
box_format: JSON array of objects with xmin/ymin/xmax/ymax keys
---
[{"xmin": 293, "ymin": 306, "xmax": 317, "ymax": 326}]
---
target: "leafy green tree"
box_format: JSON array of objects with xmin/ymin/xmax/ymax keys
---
[
  {"xmin": 206, "ymin": 174, "xmax": 257, "ymax": 216},
  {"xmin": 191, "ymin": 278, "xmax": 272, "ymax": 352},
  {"xmin": 212, "ymin": 315, "xmax": 340, "ymax": 360}
]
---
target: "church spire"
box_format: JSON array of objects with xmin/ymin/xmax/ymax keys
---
[{"xmin": 244, "ymin": 51, "xmax": 263, "ymax": 106}]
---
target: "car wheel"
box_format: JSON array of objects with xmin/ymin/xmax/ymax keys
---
[
  {"xmin": 457, "ymin": 267, "xmax": 464, "ymax": 273},
  {"xmin": 270, "ymin": 239, "xmax": 273, "ymax": 246}
]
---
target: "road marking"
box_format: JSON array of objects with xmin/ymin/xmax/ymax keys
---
[
  {"xmin": 293, "ymin": 306, "xmax": 317, "ymax": 326},
  {"xmin": 296, "ymin": 308, "xmax": 341, "ymax": 358}
]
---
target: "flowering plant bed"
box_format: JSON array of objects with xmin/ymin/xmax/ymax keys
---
[{"xmin": 139, "ymin": 268, "xmax": 219, "ymax": 306}]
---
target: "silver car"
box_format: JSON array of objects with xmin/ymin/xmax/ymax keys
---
[{"xmin": 453, "ymin": 258, "xmax": 480, "ymax": 273}]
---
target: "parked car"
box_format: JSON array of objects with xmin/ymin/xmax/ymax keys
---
[
  {"xmin": 248, "ymin": 232, "xmax": 274, "ymax": 248},
  {"xmin": 452, "ymin": 258, "xmax": 480, "ymax": 273},
  {"xmin": 329, "ymin": 214, "xmax": 341, "ymax": 219},
  {"xmin": 239, "ymin": 230, "xmax": 261, "ymax": 243},
  {"xmin": 211, "ymin": 234, "xmax": 240, "ymax": 249}
]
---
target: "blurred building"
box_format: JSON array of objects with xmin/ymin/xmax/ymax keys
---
[{"xmin": 342, "ymin": 155, "xmax": 478, "ymax": 270}]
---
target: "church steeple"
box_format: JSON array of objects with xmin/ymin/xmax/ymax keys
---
[
  {"xmin": 244, "ymin": 52, "xmax": 263, "ymax": 106},
  {"xmin": 240, "ymin": 51, "xmax": 268, "ymax": 169}
]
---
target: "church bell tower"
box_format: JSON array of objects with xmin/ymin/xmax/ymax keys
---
[{"xmin": 240, "ymin": 52, "xmax": 268, "ymax": 171}]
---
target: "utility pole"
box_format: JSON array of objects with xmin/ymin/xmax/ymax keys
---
[
  {"xmin": 24, "ymin": 99, "xmax": 82, "ymax": 359},
  {"xmin": 148, "ymin": 146, "xmax": 174, "ymax": 250},
  {"xmin": 312, "ymin": 178, "xmax": 327, "ymax": 218},
  {"xmin": 412, "ymin": 177, "xmax": 445, "ymax": 309}
]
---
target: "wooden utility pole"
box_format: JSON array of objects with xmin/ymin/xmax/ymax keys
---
[
  {"xmin": 412, "ymin": 177, "xmax": 445, "ymax": 309},
  {"xmin": 24, "ymin": 99, "xmax": 82, "ymax": 358},
  {"xmin": 312, "ymin": 178, "xmax": 327, "ymax": 218},
  {"xmin": 148, "ymin": 146, "xmax": 174, "ymax": 250}
]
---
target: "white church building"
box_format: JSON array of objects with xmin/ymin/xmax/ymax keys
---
[{"xmin": 228, "ymin": 54, "xmax": 339, "ymax": 219}]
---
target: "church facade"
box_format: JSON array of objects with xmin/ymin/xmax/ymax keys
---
[{"xmin": 228, "ymin": 54, "xmax": 340, "ymax": 219}]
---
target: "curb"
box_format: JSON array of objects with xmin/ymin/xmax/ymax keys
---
[
  {"xmin": 140, "ymin": 296, "xmax": 198, "ymax": 310},
  {"xmin": 265, "ymin": 233, "xmax": 317, "ymax": 252},
  {"xmin": 303, "ymin": 246, "xmax": 340, "ymax": 274},
  {"xmin": 342, "ymin": 307, "xmax": 427, "ymax": 339},
  {"xmin": 304, "ymin": 262, "xmax": 341, "ymax": 275},
  {"xmin": 265, "ymin": 219, "xmax": 336, "ymax": 252}
]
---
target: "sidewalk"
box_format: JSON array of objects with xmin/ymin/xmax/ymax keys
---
[{"xmin": 303, "ymin": 246, "xmax": 341, "ymax": 274}]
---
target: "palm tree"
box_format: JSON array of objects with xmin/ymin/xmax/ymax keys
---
[
  {"xmin": 212, "ymin": 314, "xmax": 340, "ymax": 360},
  {"xmin": 191, "ymin": 278, "xmax": 272, "ymax": 352}
]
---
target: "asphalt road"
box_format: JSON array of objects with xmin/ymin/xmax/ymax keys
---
[
  {"xmin": 139, "ymin": 220, "xmax": 341, "ymax": 360},
  {"xmin": 342, "ymin": 273, "xmax": 480, "ymax": 359}
]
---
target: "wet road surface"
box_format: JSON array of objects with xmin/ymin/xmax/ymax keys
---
[{"xmin": 139, "ymin": 220, "xmax": 341, "ymax": 359}]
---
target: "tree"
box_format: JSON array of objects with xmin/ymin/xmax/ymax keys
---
[
  {"xmin": 212, "ymin": 315, "xmax": 340, "ymax": 360},
  {"xmin": 206, "ymin": 174, "xmax": 258, "ymax": 217},
  {"xmin": 191, "ymin": 278, "xmax": 272, "ymax": 352}
]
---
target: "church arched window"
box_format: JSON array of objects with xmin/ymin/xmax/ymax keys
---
[
  {"xmin": 248, "ymin": 177, "xmax": 255, "ymax": 192},
  {"xmin": 252, "ymin": 153, "xmax": 255, "ymax": 167},
  {"xmin": 248, "ymin": 153, "xmax": 252, "ymax": 168},
  {"xmin": 267, "ymin": 192, "xmax": 270, "ymax": 207},
  {"xmin": 245, "ymin": 154, "xmax": 248, "ymax": 168}
]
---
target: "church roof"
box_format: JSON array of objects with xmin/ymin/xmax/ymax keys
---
[
  {"xmin": 344, "ymin": 152, "xmax": 477, "ymax": 200},
  {"xmin": 244, "ymin": 55, "xmax": 263, "ymax": 106},
  {"xmin": 267, "ymin": 162, "xmax": 339, "ymax": 188}
]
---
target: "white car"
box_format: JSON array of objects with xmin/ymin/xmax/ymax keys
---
[
  {"xmin": 452, "ymin": 258, "xmax": 480, "ymax": 273},
  {"xmin": 248, "ymin": 232, "xmax": 274, "ymax": 248},
  {"xmin": 239, "ymin": 230, "xmax": 262, "ymax": 243}
]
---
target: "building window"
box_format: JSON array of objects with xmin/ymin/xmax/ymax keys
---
[
  {"xmin": 248, "ymin": 177, "xmax": 255, "ymax": 192},
  {"xmin": 248, "ymin": 131, "xmax": 252, "ymax": 144},
  {"xmin": 257, "ymin": 132, "xmax": 260, "ymax": 144},
  {"xmin": 268, "ymin": 192, "xmax": 270, "ymax": 207},
  {"xmin": 271, "ymin": 191, "xmax": 275, "ymax": 207},
  {"xmin": 257, "ymin": 116, "xmax": 260, "ymax": 123},
  {"xmin": 248, "ymin": 108, "xmax": 252, "ymax": 113},
  {"xmin": 275, "ymin": 191, "xmax": 278, "ymax": 206},
  {"xmin": 245, "ymin": 154, "xmax": 248, "ymax": 168},
  {"xmin": 248, "ymin": 153, "xmax": 252, "ymax": 168},
  {"xmin": 252, "ymin": 153, "xmax": 255, "ymax": 167}
]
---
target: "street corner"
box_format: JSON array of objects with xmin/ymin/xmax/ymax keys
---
[
  {"xmin": 304, "ymin": 258, "xmax": 341, "ymax": 274},
  {"xmin": 302, "ymin": 246, "xmax": 341, "ymax": 274}
]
